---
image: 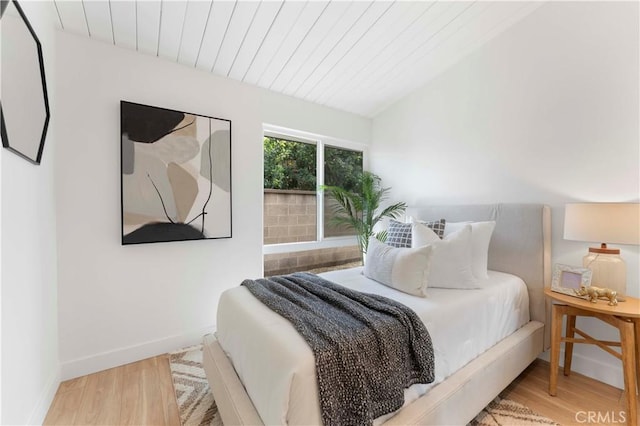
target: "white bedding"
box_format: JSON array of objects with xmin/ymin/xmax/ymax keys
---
[{"xmin": 216, "ymin": 268, "xmax": 530, "ymax": 426}]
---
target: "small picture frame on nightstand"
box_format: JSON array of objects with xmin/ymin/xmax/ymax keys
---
[{"xmin": 551, "ymin": 264, "xmax": 592, "ymax": 297}]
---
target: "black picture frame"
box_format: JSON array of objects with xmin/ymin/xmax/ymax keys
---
[
  {"xmin": 0, "ymin": 0, "xmax": 51, "ymax": 165},
  {"xmin": 120, "ymin": 101, "xmax": 232, "ymax": 245}
]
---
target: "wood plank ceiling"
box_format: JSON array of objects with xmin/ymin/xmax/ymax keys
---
[{"xmin": 53, "ymin": 1, "xmax": 542, "ymax": 118}]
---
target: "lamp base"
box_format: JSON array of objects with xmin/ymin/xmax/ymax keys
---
[
  {"xmin": 583, "ymin": 250, "xmax": 626, "ymax": 301},
  {"xmin": 588, "ymin": 246, "xmax": 619, "ymax": 255}
]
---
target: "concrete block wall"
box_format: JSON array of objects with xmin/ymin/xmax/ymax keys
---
[
  {"xmin": 263, "ymin": 189, "xmax": 360, "ymax": 275},
  {"xmin": 264, "ymin": 246, "xmax": 362, "ymax": 277},
  {"xmin": 323, "ymin": 196, "xmax": 356, "ymax": 237},
  {"xmin": 264, "ymin": 190, "xmax": 317, "ymax": 244}
]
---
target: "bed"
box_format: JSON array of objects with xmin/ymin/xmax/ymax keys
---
[{"xmin": 203, "ymin": 203, "xmax": 551, "ymax": 425}]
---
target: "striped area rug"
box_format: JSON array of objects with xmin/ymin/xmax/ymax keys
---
[
  {"xmin": 170, "ymin": 346, "xmax": 558, "ymax": 426},
  {"xmin": 169, "ymin": 345, "xmax": 222, "ymax": 426},
  {"xmin": 470, "ymin": 397, "xmax": 560, "ymax": 426}
]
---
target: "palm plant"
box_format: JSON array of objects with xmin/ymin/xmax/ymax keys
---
[{"xmin": 323, "ymin": 171, "xmax": 407, "ymax": 257}]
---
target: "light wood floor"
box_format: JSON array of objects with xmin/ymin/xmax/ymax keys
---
[
  {"xmin": 45, "ymin": 357, "xmax": 637, "ymax": 426},
  {"xmin": 44, "ymin": 355, "xmax": 179, "ymax": 426},
  {"xmin": 503, "ymin": 359, "xmax": 637, "ymax": 426}
]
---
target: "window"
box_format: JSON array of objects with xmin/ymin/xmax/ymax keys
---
[
  {"xmin": 264, "ymin": 135, "xmax": 317, "ymax": 244},
  {"xmin": 263, "ymin": 136, "xmax": 316, "ymax": 192},
  {"xmin": 263, "ymin": 125, "xmax": 365, "ymax": 253},
  {"xmin": 323, "ymin": 145, "xmax": 363, "ymax": 237}
]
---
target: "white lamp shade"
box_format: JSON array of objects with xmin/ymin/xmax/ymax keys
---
[{"xmin": 564, "ymin": 203, "xmax": 640, "ymax": 245}]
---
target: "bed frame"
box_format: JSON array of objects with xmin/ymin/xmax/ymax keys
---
[{"xmin": 203, "ymin": 203, "xmax": 551, "ymax": 425}]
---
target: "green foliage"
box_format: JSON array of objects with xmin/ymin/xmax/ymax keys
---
[
  {"xmin": 263, "ymin": 137, "xmax": 364, "ymax": 192},
  {"xmin": 263, "ymin": 137, "xmax": 316, "ymax": 191},
  {"xmin": 324, "ymin": 146, "xmax": 363, "ymax": 192},
  {"xmin": 323, "ymin": 171, "xmax": 407, "ymax": 256}
]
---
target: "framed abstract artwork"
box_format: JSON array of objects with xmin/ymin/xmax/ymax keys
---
[{"xmin": 120, "ymin": 101, "xmax": 231, "ymax": 245}]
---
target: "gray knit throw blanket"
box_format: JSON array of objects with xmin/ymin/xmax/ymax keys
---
[{"xmin": 241, "ymin": 272, "xmax": 435, "ymax": 426}]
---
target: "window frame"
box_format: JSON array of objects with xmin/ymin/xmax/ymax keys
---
[{"xmin": 263, "ymin": 124, "xmax": 367, "ymax": 255}]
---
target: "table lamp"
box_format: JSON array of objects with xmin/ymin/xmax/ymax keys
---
[{"xmin": 564, "ymin": 203, "xmax": 640, "ymax": 301}]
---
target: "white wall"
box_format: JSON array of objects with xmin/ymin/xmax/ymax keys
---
[
  {"xmin": 371, "ymin": 1, "xmax": 639, "ymax": 389},
  {"xmin": 1, "ymin": 2, "xmax": 60, "ymax": 424},
  {"xmin": 55, "ymin": 32, "xmax": 370, "ymax": 380}
]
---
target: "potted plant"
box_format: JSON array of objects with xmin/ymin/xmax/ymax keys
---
[{"xmin": 323, "ymin": 171, "xmax": 407, "ymax": 260}]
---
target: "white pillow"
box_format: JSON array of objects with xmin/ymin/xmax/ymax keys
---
[
  {"xmin": 364, "ymin": 238, "xmax": 433, "ymax": 297},
  {"xmin": 411, "ymin": 220, "xmax": 441, "ymax": 247},
  {"xmin": 408, "ymin": 216, "xmax": 446, "ymax": 238},
  {"xmin": 413, "ymin": 225, "xmax": 478, "ymax": 289},
  {"xmin": 444, "ymin": 221, "xmax": 496, "ymax": 280},
  {"xmin": 443, "ymin": 221, "xmax": 471, "ymax": 237}
]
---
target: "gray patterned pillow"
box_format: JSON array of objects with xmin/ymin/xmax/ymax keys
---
[{"xmin": 386, "ymin": 219, "xmax": 445, "ymax": 248}]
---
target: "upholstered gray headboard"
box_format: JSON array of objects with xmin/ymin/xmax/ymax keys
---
[{"xmin": 407, "ymin": 204, "xmax": 551, "ymax": 349}]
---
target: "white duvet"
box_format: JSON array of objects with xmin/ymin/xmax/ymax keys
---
[{"xmin": 216, "ymin": 268, "xmax": 529, "ymax": 425}]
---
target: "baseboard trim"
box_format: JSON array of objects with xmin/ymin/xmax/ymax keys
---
[
  {"xmin": 538, "ymin": 349, "xmax": 623, "ymax": 389},
  {"xmin": 60, "ymin": 325, "xmax": 215, "ymax": 381},
  {"xmin": 28, "ymin": 367, "xmax": 61, "ymax": 425}
]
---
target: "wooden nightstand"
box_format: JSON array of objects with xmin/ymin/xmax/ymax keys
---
[{"xmin": 545, "ymin": 288, "xmax": 640, "ymax": 426}]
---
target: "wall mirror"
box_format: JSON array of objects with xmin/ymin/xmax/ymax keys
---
[{"xmin": 1, "ymin": 0, "xmax": 50, "ymax": 165}]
